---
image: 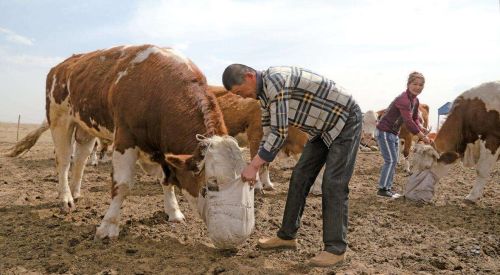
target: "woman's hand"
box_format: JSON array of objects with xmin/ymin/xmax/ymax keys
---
[{"xmin": 421, "ymin": 136, "xmax": 431, "ymax": 144}]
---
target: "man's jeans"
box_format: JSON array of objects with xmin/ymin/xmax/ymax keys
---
[
  {"xmin": 277, "ymin": 104, "xmax": 362, "ymax": 255},
  {"xmin": 376, "ymin": 130, "xmax": 399, "ymax": 191}
]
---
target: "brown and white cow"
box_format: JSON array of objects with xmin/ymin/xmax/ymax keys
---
[
  {"xmin": 377, "ymin": 104, "xmax": 430, "ymax": 172},
  {"xmin": 46, "ymin": 45, "xmax": 246, "ymax": 239},
  {"xmin": 208, "ymin": 86, "xmax": 326, "ymax": 194},
  {"xmin": 411, "ymin": 81, "xmax": 500, "ymax": 202}
]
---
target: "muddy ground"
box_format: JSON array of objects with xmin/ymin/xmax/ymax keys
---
[{"xmin": 0, "ymin": 122, "xmax": 498, "ymax": 274}]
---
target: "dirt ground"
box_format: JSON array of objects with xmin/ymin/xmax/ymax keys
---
[{"xmin": 0, "ymin": 122, "xmax": 498, "ymax": 275}]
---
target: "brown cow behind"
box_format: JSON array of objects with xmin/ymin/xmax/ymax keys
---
[
  {"xmin": 376, "ymin": 104, "xmax": 430, "ymax": 173},
  {"xmin": 208, "ymin": 86, "xmax": 323, "ymax": 194},
  {"xmin": 46, "ymin": 45, "xmax": 247, "ymax": 239}
]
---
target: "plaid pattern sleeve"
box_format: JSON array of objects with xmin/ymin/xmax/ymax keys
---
[
  {"xmin": 259, "ymin": 105, "xmax": 271, "ymax": 148},
  {"xmin": 258, "ymin": 72, "xmax": 290, "ymax": 161},
  {"xmin": 257, "ymin": 66, "xmax": 355, "ymax": 162}
]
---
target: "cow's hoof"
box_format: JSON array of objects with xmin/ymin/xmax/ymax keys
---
[
  {"xmin": 59, "ymin": 195, "xmax": 76, "ymax": 212},
  {"xmin": 167, "ymin": 211, "xmax": 186, "ymax": 223},
  {"xmin": 310, "ymin": 191, "xmax": 322, "ymax": 196},
  {"xmin": 254, "ymin": 188, "xmax": 265, "ymax": 196},
  {"xmin": 72, "ymin": 192, "xmax": 81, "ymax": 201},
  {"xmin": 96, "ymin": 222, "xmax": 120, "ymax": 239},
  {"xmin": 464, "ymin": 197, "xmax": 477, "ymax": 204},
  {"xmin": 263, "ymin": 184, "xmax": 275, "ymax": 191}
]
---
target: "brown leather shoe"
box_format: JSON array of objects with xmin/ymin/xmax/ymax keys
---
[
  {"xmin": 257, "ymin": 236, "xmax": 297, "ymax": 249},
  {"xmin": 309, "ymin": 251, "xmax": 345, "ymax": 267}
]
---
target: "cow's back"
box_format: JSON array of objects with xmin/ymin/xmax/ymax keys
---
[
  {"xmin": 46, "ymin": 45, "xmax": 225, "ymax": 154},
  {"xmin": 435, "ymin": 81, "xmax": 500, "ymax": 156}
]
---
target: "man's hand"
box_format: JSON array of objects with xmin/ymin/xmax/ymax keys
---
[
  {"xmin": 241, "ymin": 164, "xmax": 259, "ymax": 186},
  {"xmin": 241, "ymin": 154, "xmax": 267, "ymax": 187}
]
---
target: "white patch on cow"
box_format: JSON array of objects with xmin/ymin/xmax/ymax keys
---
[
  {"xmin": 115, "ymin": 69, "xmax": 128, "ymax": 84},
  {"xmin": 463, "ymin": 139, "xmax": 482, "ymax": 167},
  {"xmin": 403, "ymin": 157, "xmax": 411, "ymax": 173},
  {"xmin": 70, "ymin": 136, "xmax": 96, "ymax": 199},
  {"xmin": 256, "ymin": 166, "xmax": 274, "ymax": 191},
  {"xmin": 89, "ymin": 148, "xmax": 99, "ymax": 166},
  {"xmin": 310, "ymin": 167, "xmax": 324, "ymax": 196},
  {"xmin": 162, "ymin": 184, "xmax": 185, "ymax": 222},
  {"xmin": 72, "ymin": 112, "xmax": 114, "ymax": 140},
  {"xmin": 132, "ymin": 46, "xmax": 162, "ymax": 64},
  {"xmin": 48, "ymin": 90, "xmax": 71, "ymax": 128},
  {"xmin": 49, "ymin": 75, "xmax": 57, "ymax": 98},
  {"xmin": 461, "ymin": 81, "xmax": 500, "ymax": 114},
  {"xmin": 162, "ymin": 48, "xmax": 190, "ymax": 64},
  {"xmin": 112, "ymin": 147, "xmax": 138, "ymax": 184},
  {"xmin": 362, "ymin": 110, "xmax": 377, "ymax": 138},
  {"xmin": 465, "ymin": 141, "xmax": 500, "ymax": 202},
  {"xmin": 50, "ymin": 117, "xmax": 75, "ymax": 211},
  {"xmin": 96, "ymin": 147, "xmax": 138, "ymax": 239},
  {"xmin": 136, "ymin": 151, "xmax": 188, "ymax": 223}
]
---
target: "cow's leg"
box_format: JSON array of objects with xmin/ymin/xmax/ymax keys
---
[
  {"xmin": 70, "ymin": 128, "xmax": 96, "ymax": 200},
  {"xmin": 309, "ymin": 166, "xmax": 324, "ymax": 196},
  {"xmin": 50, "ymin": 120, "xmax": 76, "ymax": 211},
  {"xmin": 137, "ymin": 156, "xmax": 186, "ymax": 222},
  {"xmin": 402, "ymin": 137, "xmax": 412, "ymax": 173},
  {"xmin": 465, "ymin": 145, "xmax": 499, "ymax": 202},
  {"xmin": 96, "ymin": 145, "xmax": 138, "ymax": 239},
  {"xmin": 161, "ymin": 183, "xmax": 186, "ymax": 222},
  {"xmin": 397, "ymin": 139, "xmax": 404, "ymax": 164},
  {"xmin": 258, "ymin": 163, "xmax": 275, "ymax": 191},
  {"xmin": 89, "ymin": 144, "xmax": 99, "ymax": 166}
]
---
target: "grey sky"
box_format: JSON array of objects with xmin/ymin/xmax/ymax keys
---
[{"xmin": 0, "ymin": 0, "xmax": 499, "ymax": 129}]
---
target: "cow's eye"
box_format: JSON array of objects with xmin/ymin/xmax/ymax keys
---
[{"xmin": 207, "ymin": 177, "xmax": 219, "ymax": 191}]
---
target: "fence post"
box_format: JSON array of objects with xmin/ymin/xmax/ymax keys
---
[{"xmin": 17, "ymin": 115, "xmax": 21, "ymax": 141}]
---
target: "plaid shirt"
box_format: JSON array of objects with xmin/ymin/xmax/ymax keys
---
[{"xmin": 257, "ymin": 66, "xmax": 355, "ymax": 162}]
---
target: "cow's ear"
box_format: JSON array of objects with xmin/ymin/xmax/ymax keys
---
[
  {"xmin": 165, "ymin": 154, "xmax": 190, "ymax": 169},
  {"xmin": 431, "ymin": 150, "xmax": 440, "ymax": 160},
  {"xmin": 166, "ymin": 154, "xmax": 202, "ymax": 174},
  {"xmin": 438, "ymin": 152, "xmax": 459, "ymax": 164}
]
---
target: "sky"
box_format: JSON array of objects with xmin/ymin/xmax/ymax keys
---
[{"xmin": 0, "ymin": 0, "xmax": 499, "ymax": 130}]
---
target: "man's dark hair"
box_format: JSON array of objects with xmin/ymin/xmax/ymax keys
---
[{"xmin": 222, "ymin": 64, "xmax": 256, "ymax": 90}]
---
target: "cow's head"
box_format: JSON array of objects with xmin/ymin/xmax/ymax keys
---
[
  {"xmin": 411, "ymin": 143, "xmax": 459, "ymax": 180},
  {"xmin": 411, "ymin": 144, "xmax": 440, "ymax": 173},
  {"xmin": 164, "ymin": 134, "xmax": 245, "ymax": 197},
  {"xmin": 195, "ymin": 134, "xmax": 246, "ymax": 185},
  {"xmin": 164, "ymin": 154, "xmax": 206, "ymax": 195},
  {"xmin": 165, "ymin": 135, "xmax": 252, "ymax": 249}
]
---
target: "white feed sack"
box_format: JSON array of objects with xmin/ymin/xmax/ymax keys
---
[
  {"xmin": 196, "ymin": 177, "xmax": 255, "ymax": 249},
  {"xmin": 404, "ymin": 169, "xmax": 438, "ymax": 203}
]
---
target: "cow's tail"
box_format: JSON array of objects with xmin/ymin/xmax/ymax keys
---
[{"xmin": 5, "ymin": 120, "xmax": 50, "ymax": 157}]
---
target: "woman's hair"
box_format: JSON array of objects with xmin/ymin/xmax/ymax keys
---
[{"xmin": 407, "ymin": 71, "xmax": 425, "ymax": 86}]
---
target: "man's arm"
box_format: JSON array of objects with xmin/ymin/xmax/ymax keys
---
[{"xmin": 257, "ymin": 74, "xmax": 290, "ymax": 162}]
